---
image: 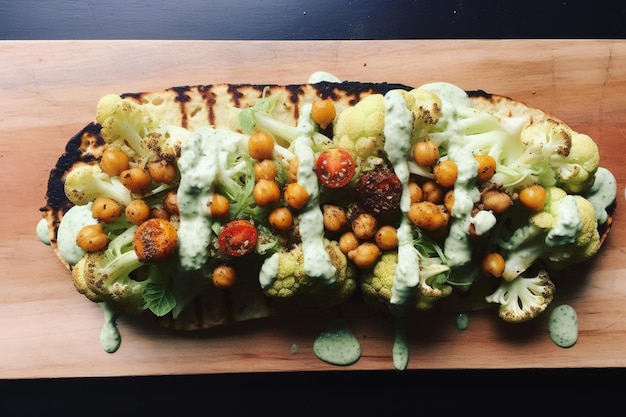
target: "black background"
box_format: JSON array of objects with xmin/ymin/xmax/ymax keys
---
[{"xmin": 2, "ymin": 0, "xmax": 626, "ymax": 411}]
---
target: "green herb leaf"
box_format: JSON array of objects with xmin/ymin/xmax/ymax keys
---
[{"xmin": 144, "ymin": 282, "xmax": 176, "ymax": 317}]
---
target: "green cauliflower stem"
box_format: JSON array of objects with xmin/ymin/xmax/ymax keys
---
[
  {"xmin": 262, "ymin": 240, "xmax": 357, "ymax": 308},
  {"xmin": 64, "ymin": 164, "xmax": 132, "ymax": 206},
  {"xmin": 485, "ymin": 269, "xmax": 556, "ymax": 323},
  {"xmin": 71, "ymin": 225, "xmax": 175, "ymax": 316},
  {"xmin": 498, "ymin": 187, "xmax": 600, "ymax": 281}
]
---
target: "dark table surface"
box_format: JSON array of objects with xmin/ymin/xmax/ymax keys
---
[{"xmin": 2, "ymin": 0, "xmax": 625, "ymax": 411}]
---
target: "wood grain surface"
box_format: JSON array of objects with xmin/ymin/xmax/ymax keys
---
[{"xmin": 1, "ymin": 40, "xmax": 625, "ymax": 378}]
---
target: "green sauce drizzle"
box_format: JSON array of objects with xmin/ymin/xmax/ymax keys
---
[
  {"xmin": 548, "ymin": 304, "xmax": 578, "ymax": 348},
  {"xmin": 100, "ymin": 302, "xmax": 121, "ymax": 353},
  {"xmin": 392, "ymin": 318, "xmax": 410, "ymax": 370},
  {"xmin": 313, "ymin": 318, "xmax": 361, "ymax": 366},
  {"xmin": 455, "ymin": 313, "xmax": 469, "ymax": 330}
]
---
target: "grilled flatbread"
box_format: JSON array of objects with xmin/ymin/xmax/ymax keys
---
[{"xmin": 39, "ymin": 80, "xmax": 616, "ymax": 331}]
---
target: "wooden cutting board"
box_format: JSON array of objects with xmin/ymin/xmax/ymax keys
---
[{"xmin": 1, "ymin": 40, "xmax": 625, "ymax": 378}]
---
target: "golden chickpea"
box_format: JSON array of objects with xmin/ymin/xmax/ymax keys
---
[
  {"xmin": 253, "ymin": 178, "xmax": 281, "ymax": 207},
  {"xmin": 212, "ymin": 264, "xmax": 237, "ymax": 289},
  {"xmin": 413, "ymin": 140, "xmax": 440, "ymax": 167},
  {"xmin": 519, "ymin": 184, "xmax": 547, "ymax": 212},
  {"xmin": 254, "ymin": 159, "xmax": 278, "ymax": 181},
  {"xmin": 147, "ymin": 160, "xmax": 177, "ymax": 184},
  {"xmin": 268, "ymin": 207, "xmax": 294, "ymax": 232},
  {"xmin": 283, "ymin": 182, "xmax": 309, "ymax": 210},
  {"xmin": 338, "ymin": 231, "xmax": 360, "ymax": 255},
  {"xmin": 475, "ymin": 154, "xmax": 497, "ymax": 183},
  {"xmin": 287, "ymin": 157, "xmax": 299, "ymax": 183},
  {"xmin": 409, "ymin": 181, "xmax": 423, "ymax": 204},
  {"xmin": 351, "ymin": 213, "xmax": 378, "ymax": 240},
  {"xmin": 481, "ymin": 252, "xmax": 505, "ymax": 278},
  {"xmin": 150, "ymin": 207, "xmax": 170, "ymax": 220},
  {"xmin": 444, "ymin": 190, "xmax": 455, "ymax": 214},
  {"xmin": 209, "ymin": 193, "xmax": 230, "ymax": 218},
  {"xmin": 91, "ymin": 197, "xmax": 122, "ymax": 223},
  {"xmin": 120, "ymin": 167, "xmax": 152, "ymax": 194},
  {"xmin": 311, "ymin": 99, "xmax": 336, "ymax": 129},
  {"xmin": 375, "ymin": 225, "xmax": 398, "ymax": 250},
  {"xmin": 421, "ymin": 180, "xmax": 445, "ymax": 204},
  {"xmin": 248, "ymin": 131, "xmax": 275, "ymax": 160},
  {"xmin": 125, "ymin": 199, "xmax": 151, "ymax": 225},
  {"xmin": 408, "ymin": 201, "xmax": 448, "ymax": 232},
  {"xmin": 348, "ymin": 242, "xmax": 381, "ymax": 269},
  {"xmin": 322, "ymin": 204, "xmax": 348, "ymax": 232},
  {"xmin": 76, "ymin": 223, "xmax": 109, "ymax": 252},
  {"xmin": 100, "ymin": 148, "xmax": 130, "ymax": 177},
  {"xmin": 163, "ymin": 190, "xmax": 179, "ymax": 215},
  {"xmin": 482, "ymin": 190, "xmax": 512, "ymax": 215},
  {"xmin": 433, "ymin": 160, "xmax": 458, "ymax": 188}
]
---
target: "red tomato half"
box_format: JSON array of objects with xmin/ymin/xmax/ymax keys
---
[
  {"xmin": 315, "ymin": 149, "xmax": 356, "ymax": 188},
  {"xmin": 217, "ymin": 219, "xmax": 258, "ymax": 257}
]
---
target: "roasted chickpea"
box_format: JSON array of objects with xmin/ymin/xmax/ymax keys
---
[
  {"xmin": 253, "ymin": 159, "xmax": 278, "ymax": 181},
  {"xmin": 147, "ymin": 160, "xmax": 177, "ymax": 184},
  {"xmin": 283, "ymin": 182, "xmax": 309, "ymax": 210},
  {"xmin": 475, "ymin": 154, "xmax": 497, "ymax": 183},
  {"xmin": 209, "ymin": 193, "xmax": 230, "ymax": 218},
  {"xmin": 91, "ymin": 197, "xmax": 121, "ymax": 223},
  {"xmin": 150, "ymin": 207, "xmax": 170, "ymax": 220},
  {"xmin": 338, "ymin": 231, "xmax": 360, "ymax": 255},
  {"xmin": 481, "ymin": 252, "xmax": 505, "ymax": 278},
  {"xmin": 322, "ymin": 204, "xmax": 348, "ymax": 232},
  {"xmin": 163, "ymin": 190, "xmax": 179, "ymax": 215},
  {"xmin": 268, "ymin": 207, "xmax": 294, "ymax": 232},
  {"xmin": 212, "ymin": 264, "xmax": 237, "ymax": 289},
  {"xmin": 100, "ymin": 148, "xmax": 130, "ymax": 177},
  {"xmin": 482, "ymin": 190, "xmax": 512, "ymax": 215},
  {"xmin": 76, "ymin": 223, "xmax": 108, "ymax": 252},
  {"xmin": 421, "ymin": 180, "xmax": 445, "ymax": 204},
  {"xmin": 253, "ymin": 178, "xmax": 281, "ymax": 207},
  {"xmin": 444, "ymin": 190, "xmax": 455, "ymax": 214},
  {"xmin": 287, "ymin": 157, "xmax": 299, "ymax": 183},
  {"xmin": 351, "ymin": 212, "xmax": 378, "ymax": 240},
  {"xmin": 120, "ymin": 167, "xmax": 152, "ymax": 194},
  {"xmin": 248, "ymin": 131, "xmax": 275, "ymax": 160},
  {"xmin": 348, "ymin": 242, "xmax": 381, "ymax": 269},
  {"xmin": 408, "ymin": 201, "xmax": 448, "ymax": 232},
  {"xmin": 433, "ymin": 160, "xmax": 458, "ymax": 188},
  {"xmin": 311, "ymin": 99, "xmax": 336, "ymax": 129},
  {"xmin": 375, "ymin": 225, "xmax": 398, "ymax": 250},
  {"xmin": 412, "ymin": 140, "xmax": 439, "ymax": 167},
  {"xmin": 519, "ymin": 184, "xmax": 547, "ymax": 212},
  {"xmin": 409, "ymin": 181, "xmax": 423, "ymax": 204},
  {"xmin": 125, "ymin": 199, "xmax": 151, "ymax": 225}
]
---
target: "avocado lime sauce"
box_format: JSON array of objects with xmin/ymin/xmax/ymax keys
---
[
  {"xmin": 100, "ymin": 302, "xmax": 121, "ymax": 353},
  {"xmin": 383, "ymin": 90, "xmax": 421, "ymax": 308},
  {"xmin": 313, "ymin": 317, "xmax": 361, "ymax": 366},
  {"xmin": 455, "ymin": 313, "xmax": 469, "ymax": 330},
  {"xmin": 56, "ymin": 202, "xmax": 98, "ymax": 266},
  {"xmin": 36, "ymin": 218, "xmax": 51, "ymax": 245},
  {"xmin": 392, "ymin": 318, "xmax": 410, "ymax": 370},
  {"xmin": 548, "ymin": 304, "xmax": 578, "ymax": 348},
  {"xmin": 177, "ymin": 127, "xmax": 221, "ymax": 270},
  {"xmin": 584, "ymin": 166, "xmax": 616, "ymax": 224},
  {"xmin": 293, "ymin": 103, "xmax": 337, "ymax": 284},
  {"xmin": 545, "ymin": 195, "xmax": 581, "ymax": 247}
]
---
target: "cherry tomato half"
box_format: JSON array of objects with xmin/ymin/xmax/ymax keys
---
[
  {"xmin": 217, "ymin": 219, "xmax": 259, "ymax": 257},
  {"xmin": 315, "ymin": 149, "xmax": 356, "ymax": 188}
]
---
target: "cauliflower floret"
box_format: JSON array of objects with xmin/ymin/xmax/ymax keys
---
[
  {"xmin": 334, "ymin": 94, "xmax": 386, "ymax": 160},
  {"xmin": 261, "ymin": 240, "xmax": 357, "ymax": 308},
  {"xmin": 485, "ymin": 269, "xmax": 556, "ymax": 323},
  {"xmin": 64, "ymin": 164, "xmax": 132, "ymax": 206}
]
